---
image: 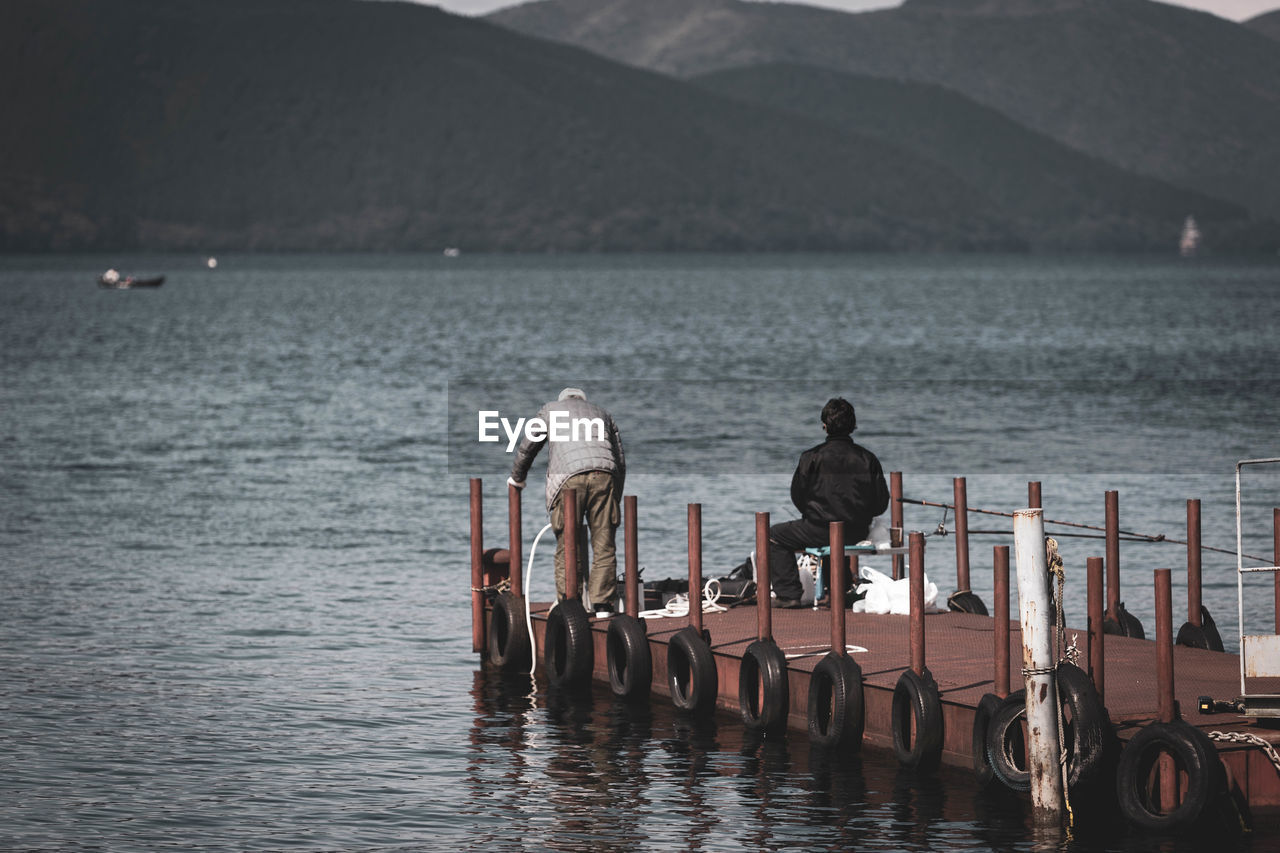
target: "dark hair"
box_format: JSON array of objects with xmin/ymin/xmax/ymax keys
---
[{"xmin": 821, "ymin": 398, "xmax": 856, "ymax": 436}]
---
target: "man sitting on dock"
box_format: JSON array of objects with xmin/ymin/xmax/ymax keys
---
[
  {"xmin": 761, "ymin": 397, "xmax": 889, "ymax": 608},
  {"xmin": 507, "ymin": 388, "xmax": 625, "ymax": 618}
]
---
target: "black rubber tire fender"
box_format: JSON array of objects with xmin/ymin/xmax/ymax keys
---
[
  {"xmin": 544, "ymin": 599, "xmax": 593, "ymax": 689},
  {"xmin": 606, "ymin": 614, "xmax": 652, "ymax": 700},
  {"xmin": 487, "ymin": 591, "xmax": 532, "ymax": 671},
  {"xmin": 1201, "ymin": 606, "xmax": 1225, "ymax": 653},
  {"xmin": 1176, "ymin": 621, "xmax": 1211, "ymax": 650},
  {"xmin": 668, "ymin": 626, "xmax": 718, "ymax": 716},
  {"xmin": 986, "ymin": 690, "xmax": 1032, "ymax": 792},
  {"xmin": 739, "ymin": 639, "xmax": 790, "ymax": 735},
  {"xmin": 1116, "ymin": 721, "xmax": 1224, "ymax": 831},
  {"xmin": 972, "ymin": 693, "xmax": 1004, "ymax": 786},
  {"xmin": 1056, "ymin": 661, "xmax": 1110, "ymax": 791},
  {"xmin": 948, "ymin": 590, "xmax": 989, "ymax": 616},
  {"xmin": 1103, "ymin": 602, "xmax": 1146, "ymax": 639},
  {"xmin": 807, "ymin": 652, "xmax": 865, "ymax": 750},
  {"xmin": 892, "ymin": 667, "xmax": 943, "ymax": 771}
]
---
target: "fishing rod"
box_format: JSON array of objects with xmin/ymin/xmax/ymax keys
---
[
  {"xmin": 960, "ymin": 528, "xmax": 1158, "ymax": 543},
  {"xmin": 902, "ymin": 495, "xmax": 1271, "ymax": 563}
]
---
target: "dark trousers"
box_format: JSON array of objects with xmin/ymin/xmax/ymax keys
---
[{"xmin": 767, "ymin": 518, "xmax": 868, "ymax": 601}]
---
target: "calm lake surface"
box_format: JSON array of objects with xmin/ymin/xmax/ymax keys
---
[{"xmin": 2, "ymin": 253, "xmax": 1278, "ymax": 851}]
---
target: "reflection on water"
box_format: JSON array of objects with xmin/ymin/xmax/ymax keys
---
[{"xmin": 466, "ymin": 667, "xmax": 1269, "ymax": 852}]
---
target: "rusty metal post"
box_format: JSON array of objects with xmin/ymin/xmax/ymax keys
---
[
  {"xmin": 470, "ymin": 478, "xmax": 485, "ymax": 653},
  {"xmin": 910, "ymin": 531, "xmax": 926, "ymax": 676},
  {"xmin": 1014, "ymin": 508, "xmax": 1064, "ymax": 825},
  {"xmin": 954, "ymin": 477, "xmax": 971, "ymax": 592},
  {"xmin": 564, "ymin": 488, "xmax": 579, "ymax": 600},
  {"xmin": 1028, "ymin": 481, "xmax": 1042, "ymax": 509},
  {"xmin": 1155, "ymin": 569, "xmax": 1176, "ymax": 723},
  {"xmin": 1087, "ymin": 556, "xmax": 1105, "ymax": 707},
  {"xmin": 508, "ymin": 482, "xmax": 523, "ymax": 599},
  {"xmin": 995, "ymin": 545, "xmax": 1011, "ymax": 698},
  {"xmin": 624, "ymin": 495, "xmax": 639, "ymax": 618},
  {"xmin": 756, "ymin": 512, "xmax": 772, "ymax": 642},
  {"xmin": 1106, "ymin": 490, "xmax": 1120, "ymax": 620},
  {"xmin": 689, "ymin": 503, "xmax": 703, "ymax": 634},
  {"xmin": 891, "ymin": 471, "xmax": 904, "ymax": 580},
  {"xmin": 1187, "ymin": 499, "xmax": 1201, "ymax": 627},
  {"xmin": 830, "ymin": 521, "xmax": 846, "ymax": 656},
  {"xmin": 1155, "ymin": 568, "xmax": 1178, "ymax": 813}
]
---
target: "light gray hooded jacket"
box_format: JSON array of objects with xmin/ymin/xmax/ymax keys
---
[{"xmin": 510, "ymin": 396, "xmax": 625, "ymax": 511}]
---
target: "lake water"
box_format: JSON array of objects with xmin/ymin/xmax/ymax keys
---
[{"xmin": 2, "ymin": 253, "xmax": 1278, "ymax": 850}]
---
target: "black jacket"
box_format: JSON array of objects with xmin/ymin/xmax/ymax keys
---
[{"xmin": 790, "ymin": 436, "xmax": 890, "ymax": 534}]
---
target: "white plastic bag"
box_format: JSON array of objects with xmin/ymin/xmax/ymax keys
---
[{"xmin": 851, "ymin": 562, "xmax": 939, "ymax": 614}]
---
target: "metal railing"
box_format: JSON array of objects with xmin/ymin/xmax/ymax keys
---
[{"xmin": 1235, "ymin": 458, "xmax": 1280, "ymax": 705}]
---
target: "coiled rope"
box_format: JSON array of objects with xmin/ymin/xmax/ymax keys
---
[{"xmin": 1047, "ymin": 536, "xmax": 1076, "ymax": 835}]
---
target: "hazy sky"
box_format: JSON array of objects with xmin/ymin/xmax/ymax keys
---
[{"xmin": 417, "ymin": 0, "xmax": 1278, "ymax": 22}]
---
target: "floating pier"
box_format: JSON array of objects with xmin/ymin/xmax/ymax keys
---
[{"xmin": 469, "ymin": 473, "xmax": 1280, "ymax": 833}]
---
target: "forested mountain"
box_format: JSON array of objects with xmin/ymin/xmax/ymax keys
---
[
  {"xmin": 0, "ymin": 0, "xmax": 1026, "ymax": 251},
  {"xmin": 1247, "ymin": 9, "xmax": 1280, "ymax": 40},
  {"xmin": 696, "ymin": 64, "xmax": 1245, "ymax": 250},
  {"xmin": 0, "ymin": 0, "xmax": 1270, "ymax": 252},
  {"xmin": 492, "ymin": 0, "xmax": 1280, "ymax": 221}
]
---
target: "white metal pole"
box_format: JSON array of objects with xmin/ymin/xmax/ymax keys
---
[
  {"xmin": 1013, "ymin": 507, "xmax": 1064, "ymax": 826},
  {"xmin": 1237, "ymin": 461, "xmax": 1245, "ymax": 697}
]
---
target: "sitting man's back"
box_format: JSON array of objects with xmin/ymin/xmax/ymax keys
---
[{"xmin": 768, "ymin": 397, "xmax": 888, "ymax": 606}]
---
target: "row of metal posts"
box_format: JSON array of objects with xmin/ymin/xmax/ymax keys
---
[
  {"xmin": 475, "ymin": 474, "xmax": 1247, "ymax": 646},
  {"xmin": 477, "ymin": 476, "xmax": 1280, "ymax": 680}
]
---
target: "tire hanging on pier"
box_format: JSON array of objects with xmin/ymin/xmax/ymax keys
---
[
  {"xmin": 607, "ymin": 614, "xmax": 652, "ymax": 700},
  {"xmin": 487, "ymin": 591, "xmax": 532, "ymax": 671},
  {"xmin": 1116, "ymin": 721, "xmax": 1225, "ymax": 830},
  {"xmin": 544, "ymin": 599, "xmax": 593, "ymax": 689},
  {"xmin": 947, "ymin": 590, "xmax": 989, "ymax": 616},
  {"xmin": 1055, "ymin": 661, "xmax": 1110, "ymax": 791},
  {"xmin": 986, "ymin": 690, "xmax": 1031, "ymax": 791},
  {"xmin": 668, "ymin": 626, "xmax": 718, "ymax": 716},
  {"xmin": 1177, "ymin": 606, "xmax": 1225, "ymax": 653},
  {"xmin": 972, "ymin": 693, "xmax": 1004, "ymax": 786},
  {"xmin": 739, "ymin": 639, "xmax": 789, "ymax": 735},
  {"xmin": 1104, "ymin": 601, "xmax": 1145, "ymax": 639},
  {"xmin": 1200, "ymin": 606, "xmax": 1224, "ymax": 652},
  {"xmin": 892, "ymin": 667, "xmax": 943, "ymax": 771},
  {"xmin": 986, "ymin": 665, "xmax": 1110, "ymax": 794},
  {"xmin": 807, "ymin": 652, "xmax": 864, "ymax": 750}
]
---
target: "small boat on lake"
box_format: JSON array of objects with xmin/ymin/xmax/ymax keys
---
[{"xmin": 98, "ymin": 269, "xmax": 165, "ymax": 289}]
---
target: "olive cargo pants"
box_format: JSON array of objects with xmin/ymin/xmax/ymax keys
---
[{"xmin": 550, "ymin": 470, "xmax": 620, "ymax": 608}]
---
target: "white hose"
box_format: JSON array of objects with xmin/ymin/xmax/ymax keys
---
[
  {"xmin": 783, "ymin": 644, "xmax": 869, "ymax": 660},
  {"xmin": 524, "ymin": 523, "xmax": 554, "ymax": 676}
]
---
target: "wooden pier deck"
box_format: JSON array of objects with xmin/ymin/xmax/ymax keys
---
[{"xmin": 469, "ymin": 476, "xmax": 1280, "ymax": 830}]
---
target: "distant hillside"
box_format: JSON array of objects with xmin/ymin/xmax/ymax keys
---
[
  {"xmin": 1247, "ymin": 9, "xmax": 1280, "ymax": 40},
  {"xmin": 491, "ymin": 0, "xmax": 1280, "ymax": 220},
  {"xmin": 1, "ymin": 0, "xmax": 1271, "ymax": 252},
  {"xmin": 0, "ymin": 0, "xmax": 1026, "ymax": 252},
  {"xmin": 696, "ymin": 64, "xmax": 1245, "ymax": 250}
]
